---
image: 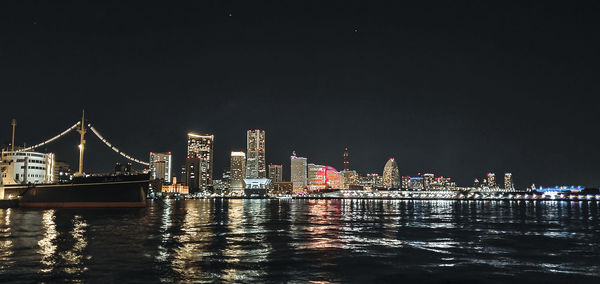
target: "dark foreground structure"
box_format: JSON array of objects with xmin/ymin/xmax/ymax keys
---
[{"xmin": 2, "ymin": 173, "xmax": 149, "ymax": 208}]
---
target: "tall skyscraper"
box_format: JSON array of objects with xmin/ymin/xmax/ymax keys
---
[
  {"xmin": 149, "ymin": 152, "xmax": 172, "ymax": 182},
  {"xmin": 268, "ymin": 164, "xmax": 283, "ymax": 182},
  {"xmin": 230, "ymin": 151, "xmax": 246, "ymax": 193},
  {"xmin": 504, "ymin": 173, "xmax": 513, "ymax": 190},
  {"xmin": 246, "ymin": 129, "xmax": 266, "ymax": 178},
  {"xmin": 382, "ymin": 158, "xmax": 400, "ymax": 188},
  {"xmin": 343, "ymin": 147, "xmax": 350, "ymax": 171},
  {"xmin": 185, "ymin": 133, "xmax": 214, "ymax": 190},
  {"xmin": 290, "ymin": 152, "xmax": 307, "ymax": 192}
]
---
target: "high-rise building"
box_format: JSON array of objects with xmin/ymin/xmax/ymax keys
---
[
  {"xmin": 230, "ymin": 151, "xmax": 246, "ymax": 193},
  {"xmin": 268, "ymin": 164, "xmax": 283, "ymax": 182},
  {"xmin": 246, "ymin": 129, "xmax": 266, "ymax": 178},
  {"xmin": 343, "ymin": 147, "xmax": 350, "ymax": 171},
  {"xmin": 486, "ymin": 172, "xmax": 496, "ymax": 188},
  {"xmin": 290, "ymin": 152, "xmax": 307, "ymax": 192},
  {"xmin": 185, "ymin": 133, "xmax": 214, "ymax": 190},
  {"xmin": 382, "ymin": 158, "xmax": 400, "ymax": 188},
  {"xmin": 149, "ymin": 152, "xmax": 172, "ymax": 182},
  {"xmin": 504, "ymin": 173, "xmax": 513, "ymax": 190}
]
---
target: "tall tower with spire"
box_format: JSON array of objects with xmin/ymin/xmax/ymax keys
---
[{"xmin": 343, "ymin": 147, "xmax": 349, "ymax": 171}]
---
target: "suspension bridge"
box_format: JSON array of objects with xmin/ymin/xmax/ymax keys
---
[{"xmin": 13, "ymin": 111, "xmax": 149, "ymax": 174}]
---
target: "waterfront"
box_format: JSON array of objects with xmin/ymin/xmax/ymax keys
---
[{"xmin": 1, "ymin": 199, "xmax": 599, "ymax": 283}]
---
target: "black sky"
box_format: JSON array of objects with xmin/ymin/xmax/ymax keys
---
[{"xmin": 1, "ymin": 1, "xmax": 599, "ymax": 188}]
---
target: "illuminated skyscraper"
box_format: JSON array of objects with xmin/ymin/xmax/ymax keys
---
[
  {"xmin": 343, "ymin": 147, "xmax": 350, "ymax": 171},
  {"xmin": 504, "ymin": 173, "xmax": 513, "ymax": 190},
  {"xmin": 246, "ymin": 129, "xmax": 266, "ymax": 178},
  {"xmin": 149, "ymin": 152, "xmax": 172, "ymax": 182},
  {"xmin": 290, "ymin": 152, "xmax": 307, "ymax": 192},
  {"xmin": 382, "ymin": 158, "xmax": 400, "ymax": 188},
  {"xmin": 230, "ymin": 151, "xmax": 246, "ymax": 193},
  {"xmin": 185, "ymin": 133, "xmax": 214, "ymax": 190},
  {"xmin": 486, "ymin": 172, "xmax": 496, "ymax": 188},
  {"xmin": 268, "ymin": 164, "xmax": 283, "ymax": 182}
]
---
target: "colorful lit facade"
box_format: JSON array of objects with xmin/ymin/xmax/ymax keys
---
[
  {"xmin": 307, "ymin": 164, "xmax": 340, "ymax": 190},
  {"xmin": 536, "ymin": 185, "xmax": 583, "ymax": 193}
]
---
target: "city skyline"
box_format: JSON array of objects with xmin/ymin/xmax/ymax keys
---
[{"xmin": 2, "ymin": 2, "xmax": 600, "ymax": 189}]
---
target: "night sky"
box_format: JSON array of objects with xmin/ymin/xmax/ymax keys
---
[{"xmin": 1, "ymin": 1, "xmax": 599, "ymax": 189}]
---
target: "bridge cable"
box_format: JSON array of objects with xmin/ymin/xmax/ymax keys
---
[
  {"xmin": 18, "ymin": 121, "xmax": 81, "ymax": 152},
  {"xmin": 87, "ymin": 123, "xmax": 150, "ymax": 166}
]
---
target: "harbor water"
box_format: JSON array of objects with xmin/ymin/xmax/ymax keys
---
[{"xmin": 1, "ymin": 199, "xmax": 599, "ymax": 283}]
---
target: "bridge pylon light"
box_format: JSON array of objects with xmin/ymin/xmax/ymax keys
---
[{"xmin": 76, "ymin": 110, "xmax": 86, "ymax": 175}]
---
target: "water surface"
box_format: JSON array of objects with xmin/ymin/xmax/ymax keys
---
[{"xmin": 1, "ymin": 199, "xmax": 599, "ymax": 283}]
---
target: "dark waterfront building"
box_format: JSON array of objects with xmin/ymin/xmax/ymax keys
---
[
  {"xmin": 53, "ymin": 160, "xmax": 72, "ymax": 183},
  {"xmin": 271, "ymin": 181, "xmax": 293, "ymax": 195}
]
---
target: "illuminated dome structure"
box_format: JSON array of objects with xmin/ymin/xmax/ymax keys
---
[
  {"xmin": 308, "ymin": 165, "xmax": 340, "ymax": 190},
  {"xmin": 382, "ymin": 158, "xmax": 400, "ymax": 188}
]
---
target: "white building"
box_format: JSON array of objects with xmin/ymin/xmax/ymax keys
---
[
  {"xmin": 1, "ymin": 150, "xmax": 55, "ymax": 185},
  {"xmin": 290, "ymin": 153, "xmax": 307, "ymax": 192}
]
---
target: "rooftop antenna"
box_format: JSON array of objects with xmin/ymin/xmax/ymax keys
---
[
  {"xmin": 11, "ymin": 119, "xmax": 16, "ymax": 152},
  {"xmin": 76, "ymin": 110, "xmax": 86, "ymax": 175}
]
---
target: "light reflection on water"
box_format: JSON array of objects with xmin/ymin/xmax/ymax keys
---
[
  {"xmin": 38, "ymin": 210, "xmax": 58, "ymax": 273},
  {"xmin": 0, "ymin": 209, "xmax": 13, "ymax": 271},
  {"xmin": 0, "ymin": 199, "xmax": 598, "ymax": 283}
]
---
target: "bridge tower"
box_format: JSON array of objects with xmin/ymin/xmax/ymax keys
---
[{"xmin": 76, "ymin": 110, "xmax": 86, "ymax": 175}]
